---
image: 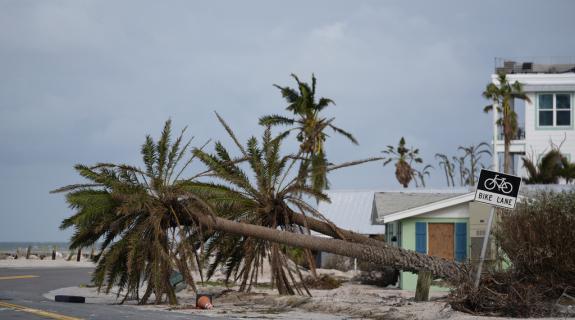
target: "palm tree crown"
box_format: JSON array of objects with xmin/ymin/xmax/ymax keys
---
[
  {"xmin": 52, "ymin": 120, "xmax": 208, "ymax": 305},
  {"xmin": 383, "ymin": 137, "xmax": 423, "ymax": 188},
  {"xmin": 190, "ymin": 120, "xmax": 334, "ymax": 295},
  {"xmin": 458, "ymin": 142, "xmax": 491, "ymax": 186},
  {"xmin": 259, "ymin": 74, "xmax": 358, "ymax": 191},
  {"xmin": 483, "ymin": 73, "xmax": 530, "ymax": 173}
]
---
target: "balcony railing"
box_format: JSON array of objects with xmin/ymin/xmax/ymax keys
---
[
  {"xmin": 495, "ymin": 56, "xmax": 575, "ymax": 74},
  {"xmin": 497, "ymin": 126, "xmax": 525, "ymax": 141}
]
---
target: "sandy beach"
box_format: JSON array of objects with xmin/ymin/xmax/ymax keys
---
[
  {"xmin": 39, "ymin": 267, "xmax": 571, "ymax": 320},
  {"xmin": 0, "ymin": 256, "xmax": 95, "ymax": 268}
]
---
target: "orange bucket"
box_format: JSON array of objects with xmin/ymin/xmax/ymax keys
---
[{"xmin": 196, "ymin": 294, "xmax": 213, "ymax": 309}]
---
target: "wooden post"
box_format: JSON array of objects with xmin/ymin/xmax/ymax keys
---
[
  {"xmin": 415, "ymin": 270, "xmax": 432, "ymax": 302},
  {"xmin": 76, "ymin": 248, "xmax": 82, "ymax": 262},
  {"xmin": 26, "ymin": 245, "xmax": 31, "ymax": 259}
]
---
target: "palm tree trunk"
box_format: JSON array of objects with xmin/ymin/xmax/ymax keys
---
[
  {"xmin": 288, "ymin": 211, "xmax": 388, "ymax": 249},
  {"xmin": 469, "ymin": 158, "xmax": 476, "ymax": 186},
  {"xmin": 187, "ymin": 210, "xmax": 463, "ymax": 281},
  {"xmin": 504, "ymin": 138, "xmax": 511, "ymax": 174},
  {"xmin": 442, "ymin": 166, "xmax": 450, "ymax": 187}
]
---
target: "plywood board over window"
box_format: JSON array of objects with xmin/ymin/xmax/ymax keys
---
[{"xmin": 428, "ymin": 223, "xmax": 454, "ymax": 261}]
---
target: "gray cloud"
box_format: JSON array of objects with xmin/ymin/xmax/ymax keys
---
[{"xmin": 1, "ymin": 0, "xmax": 574, "ymax": 240}]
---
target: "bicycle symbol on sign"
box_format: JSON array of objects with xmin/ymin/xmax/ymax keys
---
[{"xmin": 483, "ymin": 174, "xmax": 513, "ymax": 194}]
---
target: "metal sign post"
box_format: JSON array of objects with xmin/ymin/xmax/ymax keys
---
[
  {"xmin": 474, "ymin": 206, "xmax": 495, "ymax": 288},
  {"xmin": 473, "ymin": 169, "xmax": 521, "ymax": 289}
]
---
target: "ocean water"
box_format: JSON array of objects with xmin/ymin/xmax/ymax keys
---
[{"xmin": 0, "ymin": 242, "xmax": 71, "ymax": 253}]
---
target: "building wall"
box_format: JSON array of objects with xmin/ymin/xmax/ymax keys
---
[
  {"xmin": 399, "ymin": 215, "xmax": 470, "ymax": 291},
  {"xmin": 523, "ymin": 91, "xmax": 575, "ymax": 162},
  {"xmin": 493, "ymin": 73, "xmax": 575, "ymax": 177},
  {"xmin": 468, "ymin": 201, "xmax": 496, "ymax": 262}
]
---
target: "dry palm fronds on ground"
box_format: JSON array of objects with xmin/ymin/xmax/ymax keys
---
[{"xmin": 449, "ymin": 270, "xmax": 567, "ymax": 317}]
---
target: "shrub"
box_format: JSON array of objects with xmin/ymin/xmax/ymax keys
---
[
  {"xmin": 450, "ymin": 191, "xmax": 575, "ymax": 317},
  {"xmin": 495, "ymin": 191, "xmax": 575, "ymax": 284}
]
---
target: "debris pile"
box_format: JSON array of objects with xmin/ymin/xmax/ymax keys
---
[{"xmin": 450, "ymin": 191, "xmax": 575, "ymax": 317}]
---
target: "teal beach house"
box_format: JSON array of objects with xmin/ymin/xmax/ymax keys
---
[
  {"xmin": 376, "ymin": 192, "xmax": 491, "ymax": 290},
  {"xmin": 319, "ymin": 189, "xmax": 492, "ymax": 291}
]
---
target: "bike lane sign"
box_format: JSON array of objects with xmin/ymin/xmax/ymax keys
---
[{"xmin": 474, "ymin": 169, "xmax": 521, "ymax": 209}]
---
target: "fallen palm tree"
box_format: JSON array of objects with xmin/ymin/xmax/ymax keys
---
[{"xmin": 53, "ymin": 120, "xmax": 464, "ymax": 304}]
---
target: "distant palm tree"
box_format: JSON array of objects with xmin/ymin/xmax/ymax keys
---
[
  {"xmin": 522, "ymin": 150, "xmax": 571, "ymax": 184},
  {"xmin": 458, "ymin": 142, "xmax": 491, "ymax": 186},
  {"xmin": 483, "ymin": 73, "xmax": 530, "ymax": 174},
  {"xmin": 413, "ymin": 164, "xmax": 433, "ymax": 188},
  {"xmin": 435, "ymin": 153, "xmax": 455, "ymax": 187},
  {"xmin": 383, "ymin": 137, "xmax": 422, "ymax": 188},
  {"xmin": 259, "ymin": 74, "xmax": 358, "ymax": 192},
  {"xmin": 452, "ymin": 156, "xmax": 469, "ymax": 187}
]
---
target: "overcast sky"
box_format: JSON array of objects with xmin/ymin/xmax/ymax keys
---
[{"xmin": 1, "ymin": 0, "xmax": 575, "ymax": 241}]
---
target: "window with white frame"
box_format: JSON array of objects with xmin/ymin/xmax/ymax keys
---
[{"xmin": 538, "ymin": 93, "xmax": 572, "ymax": 127}]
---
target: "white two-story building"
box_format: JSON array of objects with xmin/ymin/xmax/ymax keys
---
[{"xmin": 491, "ymin": 58, "xmax": 575, "ymax": 177}]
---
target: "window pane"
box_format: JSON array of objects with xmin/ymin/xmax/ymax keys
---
[
  {"xmin": 539, "ymin": 94, "xmax": 553, "ymax": 109},
  {"xmin": 539, "ymin": 110, "xmax": 553, "ymax": 126},
  {"xmin": 557, "ymin": 94, "xmax": 571, "ymax": 109},
  {"xmin": 557, "ymin": 110, "xmax": 571, "ymax": 126}
]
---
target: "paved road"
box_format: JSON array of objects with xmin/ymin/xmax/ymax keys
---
[{"xmin": 0, "ymin": 267, "xmax": 218, "ymax": 319}]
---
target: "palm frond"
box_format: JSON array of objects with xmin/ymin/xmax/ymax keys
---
[
  {"xmin": 328, "ymin": 124, "xmax": 358, "ymax": 145},
  {"xmin": 258, "ymin": 115, "xmax": 296, "ymax": 127},
  {"xmin": 215, "ymin": 111, "xmax": 246, "ymax": 156}
]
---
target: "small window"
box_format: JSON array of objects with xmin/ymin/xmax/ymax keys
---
[
  {"xmin": 539, "ymin": 94, "xmax": 553, "ymax": 109},
  {"xmin": 557, "ymin": 111, "xmax": 571, "ymax": 126},
  {"xmin": 539, "ymin": 110, "xmax": 553, "ymax": 126},
  {"xmin": 538, "ymin": 93, "xmax": 572, "ymax": 127},
  {"xmin": 557, "ymin": 94, "xmax": 571, "ymax": 109}
]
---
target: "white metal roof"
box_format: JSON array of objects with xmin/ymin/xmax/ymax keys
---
[
  {"xmin": 316, "ymin": 186, "xmax": 573, "ymax": 232},
  {"xmin": 374, "ymin": 192, "xmax": 468, "ymax": 219},
  {"xmin": 317, "ymin": 190, "xmax": 384, "ymax": 235},
  {"xmin": 379, "ymin": 192, "xmax": 475, "ymax": 223}
]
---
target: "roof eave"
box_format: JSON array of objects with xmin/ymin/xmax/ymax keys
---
[{"xmin": 380, "ymin": 192, "xmax": 475, "ymax": 224}]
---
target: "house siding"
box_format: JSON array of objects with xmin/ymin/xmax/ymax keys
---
[
  {"xmin": 492, "ymin": 74, "xmax": 575, "ymax": 177},
  {"xmin": 524, "ymin": 92, "xmax": 575, "ymax": 172},
  {"xmin": 400, "ymin": 217, "xmax": 470, "ymax": 291}
]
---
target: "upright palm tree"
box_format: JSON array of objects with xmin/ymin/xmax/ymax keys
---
[
  {"xmin": 453, "ymin": 156, "xmax": 469, "ymax": 187},
  {"xmin": 52, "ymin": 120, "xmax": 207, "ymax": 305},
  {"xmin": 413, "ymin": 164, "xmax": 433, "ymax": 188},
  {"xmin": 383, "ymin": 137, "xmax": 422, "ymax": 188},
  {"xmin": 458, "ymin": 142, "xmax": 491, "ymax": 186},
  {"xmin": 483, "ymin": 73, "xmax": 530, "ymax": 174},
  {"xmin": 435, "ymin": 153, "xmax": 455, "ymax": 187},
  {"xmin": 259, "ymin": 74, "xmax": 358, "ymax": 192}
]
